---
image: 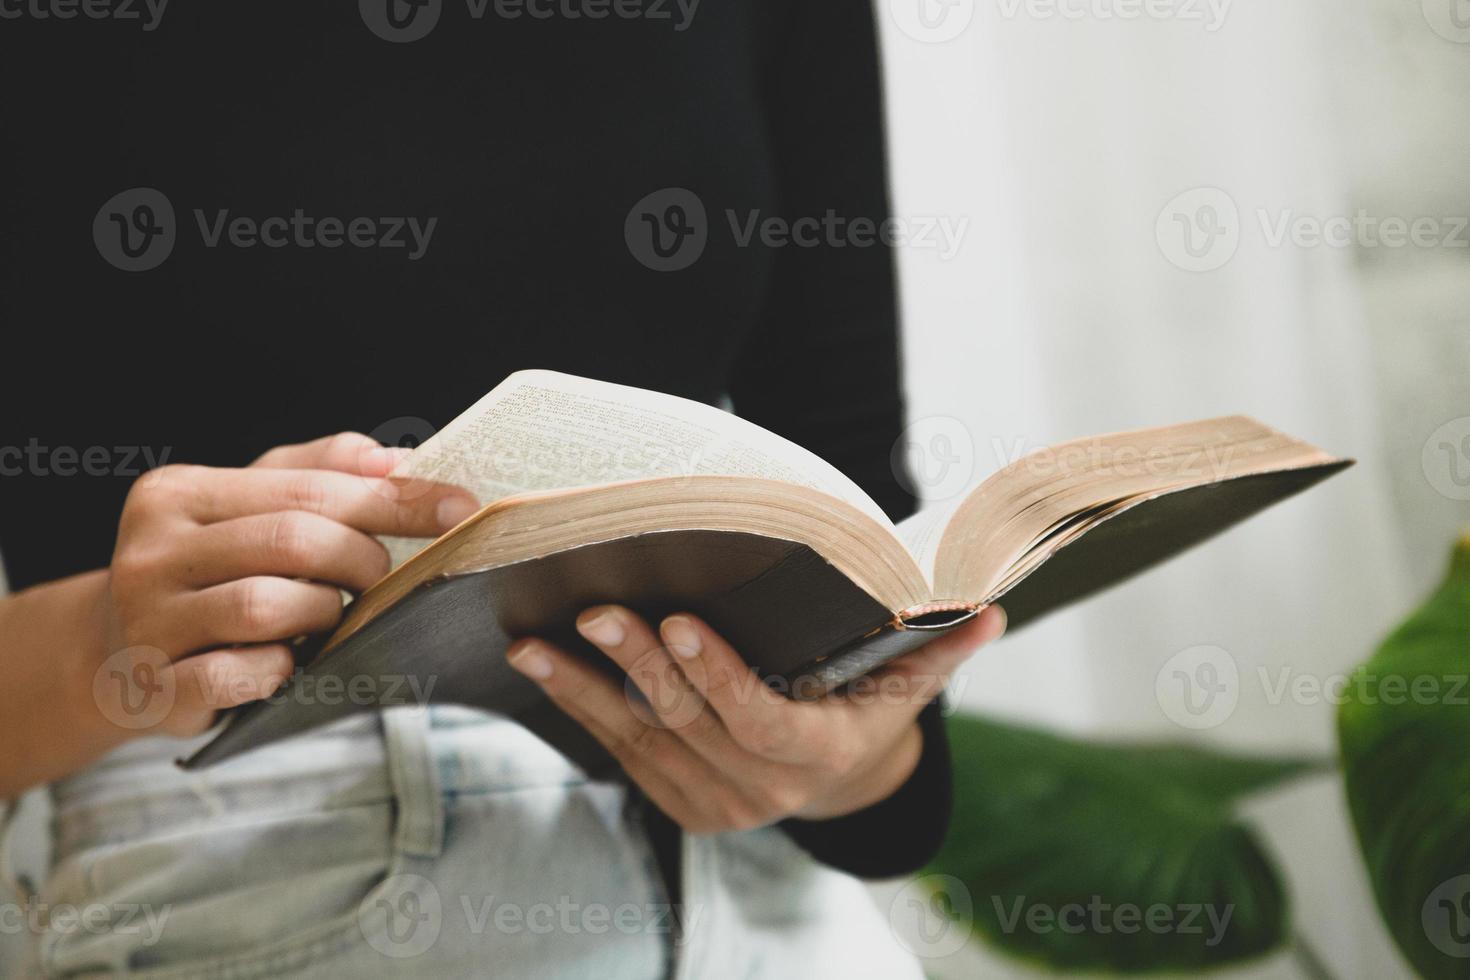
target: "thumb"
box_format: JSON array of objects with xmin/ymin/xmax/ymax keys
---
[{"xmin": 872, "ymin": 604, "xmax": 1007, "ymax": 703}]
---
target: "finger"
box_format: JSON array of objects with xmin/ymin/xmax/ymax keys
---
[
  {"xmin": 870, "ymin": 605, "xmax": 1007, "ymax": 704},
  {"xmin": 176, "ymin": 576, "xmax": 345, "ymax": 652},
  {"xmin": 252, "ymin": 432, "xmax": 410, "ymax": 478},
  {"xmin": 160, "ymin": 644, "xmax": 296, "ymax": 737},
  {"xmin": 143, "ymin": 466, "xmax": 478, "ymax": 537},
  {"xmin": 505, "ymin": 638, "xmax": 721, "ymax": 830},
  {"xmin": 574, "ymin": 606, "xmax": 728, "ymax": 750},
  {"xmin": 179, "ymin": 511, "xmax": 392, "ymax": 592},
  {"xmin": 658, "ymin": 613, "xmax": 815, "ymax": 763}
]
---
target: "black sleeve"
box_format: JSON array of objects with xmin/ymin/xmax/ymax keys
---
[{"xmin": 728, "ymin": 1, "xmax": 952, "ymax": 879}]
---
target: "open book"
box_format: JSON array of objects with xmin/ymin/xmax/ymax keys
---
[{"xmin": 185, "ymin": 370, "xmax": 1350, "ymax": 769}]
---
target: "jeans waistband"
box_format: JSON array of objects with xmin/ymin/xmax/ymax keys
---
[{"xmin": 45, "ymin": 706, "xmax": 585, "ymax": 862}]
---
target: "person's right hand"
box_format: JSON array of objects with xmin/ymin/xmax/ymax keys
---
[{"xmin": 96, "ymin": 432, "xmax": 478, "ymax": 738}]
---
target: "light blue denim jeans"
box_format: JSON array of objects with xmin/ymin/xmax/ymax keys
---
[{"xmin": 9, "ymin": 707, "xmax": 922, "ymax": 979}]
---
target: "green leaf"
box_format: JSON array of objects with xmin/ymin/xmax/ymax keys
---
[
  {"xmin": 930, "ymin": 714, "xmax": 1324, "ymax": 973},
  {"xmin": 1339, "ymin": 531, "xmax": 1470, "ymax": 980}
]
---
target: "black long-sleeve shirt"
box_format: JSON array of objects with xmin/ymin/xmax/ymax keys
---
[{"xmin": 0, "ymin": 0, "xmax": 950, "ymax": 879}]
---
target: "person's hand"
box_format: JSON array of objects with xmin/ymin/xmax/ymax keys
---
[
  {"xmin": 506, "ymin": 603, "xmax": 1006, "ymax": 832},
  {"xmin": 94, "ymin": 432, "xmax": 478, "ymax": 737}
]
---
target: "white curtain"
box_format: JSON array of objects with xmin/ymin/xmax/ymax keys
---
[{"xmin": 879, "ymin": 0, "xmax": 1469, "ymax": 976}]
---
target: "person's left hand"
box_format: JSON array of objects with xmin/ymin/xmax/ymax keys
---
[{"xmin": 506, "ymin": 604, "xmax": 1006, "ymax": 833}]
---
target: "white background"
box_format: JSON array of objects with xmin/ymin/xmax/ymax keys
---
[{"xmin": 879, "ymin": 0, "xmax": 1468, "ymax": 975}]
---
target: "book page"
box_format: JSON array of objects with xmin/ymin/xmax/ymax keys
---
[
  {"xmin": 931, "ymin": 414, "xmax": 1341, "ymax": 601},
  {"xmin": 383, "ymin": 370, "xmax": 893, "ymax": 563},
  {"xmin": 896, "ymin": 497, "xmax": 967, "ymax": 588}
]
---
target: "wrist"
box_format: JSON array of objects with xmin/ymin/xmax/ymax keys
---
[
  {"xmin": 53, "ymin": 572, "xmax": 124, "ymax": 736},
  {"xmin": 0, "ymin": 570, "xmax": 136, "ymax": 796}
]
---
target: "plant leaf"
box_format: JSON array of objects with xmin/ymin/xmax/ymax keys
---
[
  {"xmin": 930, "ymin": 714, "xmax": 1324, "ymax": 973},
  {"xmin": 1339, "ymin": 531, "xmax": 1470, "ymax": 980}
]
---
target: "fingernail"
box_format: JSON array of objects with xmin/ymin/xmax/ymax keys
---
[
  {"xmin": 661, "ymin": 616, "xmax": 701, "ymax": 659},
  {"xmin": 508, "ymin": 642, "xmax": 554, "ymax": 681},
  {"xmin": 365, "ymin": 446, "xmax": 412, "ymax": 473},
  {"xmin": 436, "ymin": 495, "xmax": 479, "ymax": 532},
  {"xmin": 577, "ymin": 609, "xmax": 625, "ymax": 647}
]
